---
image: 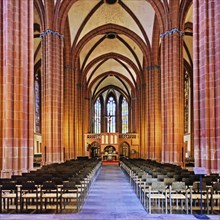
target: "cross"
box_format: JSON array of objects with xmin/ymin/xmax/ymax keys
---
[{"xmin": 105, "ymin": 113, "xmax": 113, "ymax": 132}]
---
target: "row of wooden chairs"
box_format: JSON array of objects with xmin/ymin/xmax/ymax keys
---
[
  {"xmin": 120, "ymin": 158, "xmax": 220, "ymax": 215},
  {"xmin": 0, "ymin": 158, "xmax": 102, "ymax": 213}
]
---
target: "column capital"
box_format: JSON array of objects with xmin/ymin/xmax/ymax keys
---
[
  {"xmin": 40, "ymin": 29, "xmax": 64, "ymax": 39},
  {"xmin": 160, "ymin": 28, "xmax": 184, "ymax": 38}
]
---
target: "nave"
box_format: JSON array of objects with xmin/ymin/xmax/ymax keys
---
[{"xmin": 0, "ymin": 165, "xmax": 219, "ymax": 220}]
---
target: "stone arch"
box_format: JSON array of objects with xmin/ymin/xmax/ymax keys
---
[
  {"xmin": 88, "ymin": 141, "xmax": 101, "ymax": 158},
  {"xmin": 34, "ymin": 0, "xmax": 45, "ymax": 30},
  {"xmin": 119, "ymin": 141, "xmax": 130, "ymax": 158},
  {"xmin": 179, "ymin": 0, "xmax": 193, "ymax": 30}
]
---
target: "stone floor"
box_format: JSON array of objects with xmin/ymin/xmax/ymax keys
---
[{"xmin": 0, "ymin": 165, "xmax": 219, "ymax": 220}]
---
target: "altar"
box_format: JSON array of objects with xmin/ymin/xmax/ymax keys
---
[
  {"xmin": 102, "ymin": 153, "xmax": 118, "ymax": 161},
  {"xmin": 101, "ymin": 145, "xmax": 119, "ymax": 161}
]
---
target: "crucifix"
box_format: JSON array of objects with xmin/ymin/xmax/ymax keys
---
[{"xmin": 105, "ymin": 113, "xmax": 113, "ymax": 133}]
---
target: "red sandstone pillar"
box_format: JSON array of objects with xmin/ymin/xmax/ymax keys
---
[
  {"xmin": 148, "ymin": 19, "xmax": 162, "ymax": 162},
  {"xmin": 161, "ymin": 29, "xmax": 184, "ymax": 165},
  {"xmin": 63, "ymin": 65, "xmax": 75, "ymax": 160},
  {"xmin": 139, "ymin": 81, "xmax": 147, "ymax": 159},
  {"xmin": 149, "ymin": 67, "xmax": 162, "ymax": 161},
  {"xmin": 64, "ymin": 66, "xmax": 72, "ymax": 161},
  {"xmin": 193, "ymin": 0, "xmax": 220, "ymax": 174},
  {"xmin": 62, "ymin": 23, "xmax": 74, "ymax": 161},
  {"xmin": 73, "ymin": 64, "xmax": 84, "ymax": 157},
  {"xmin": 40, "ymin": 0, "xmax": 64, "ymax": 165},
  {"xmin": 41, "ymin": 31, "xmax": 64, "ymax": 164},
  {"xmin": 0, "ymin": 0, "xmax": 34, "ymax": 177}
]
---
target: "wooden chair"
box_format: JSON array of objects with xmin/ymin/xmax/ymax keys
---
[
  {"xmin": 40, "ymin": 181, "xmax": 61, "ymax": 213},
  {"xmin": 141, "ymin": 177, "xmax": 157, "ymax": 206},
  {"xmin": 20, "ymin": 182, "xmax": 39, "ymax": 213},
  {"xmin": 168, "ymin": 181, "xmax": 188, "ymax": 214},
  {"xmin": 145, "ymin": 181, "xmax": 168, "ymax": 214},
  {"xmin": 0, "ymin": 182, "xmax": 19, "ymax": 213},
  {"xmin": 188, "ymin": 181, "xmax": 210, "ymax": 214},
  {"xmin": 138, "ymin": 174, "xmax": 152, "ymax": 201},
  {"xmin": 210, "ymin": 182, "xmax": 220, "ymax": 214},
  {"xmin": 60, "ymin": 181, "xmax": 79, "ymax": 212}
]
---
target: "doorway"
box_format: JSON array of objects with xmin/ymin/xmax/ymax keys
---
[
  {"xmin": 120, "ymin": 142, "xmax": 130, "ymax": 158},
  {"xmin": 90, "ymin": 142, "xmax": 101, "ymax": 158}
]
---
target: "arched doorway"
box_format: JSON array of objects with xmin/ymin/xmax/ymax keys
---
[
  {"xmin": 90, "ymin": 142, "xmax": 101, "ymax": 158},
  {"xmin": 119, "ymin": 142, "xmax": 130, "ymax": 158}
]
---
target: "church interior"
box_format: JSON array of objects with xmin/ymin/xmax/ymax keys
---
[{"xmin": 0, "ymin": 0, "xmax": 219, "ymax": 218}]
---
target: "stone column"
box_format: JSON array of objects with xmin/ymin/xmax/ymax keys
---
[
  {"xmin": 41, "ymin": 29, "xmax": 64, "ymax": 164},
  {"xmin": 0, "ymin": 0, "xmax": 34, "ymax": 177},
  {"xmin": 160, "ymin": 28, "xmax": 184, "ymax": 165},
  {"xmin": 148, "ymin": 65, "xmax": 161, "ymax": 161},
  {"xmin": 193, "ymin": 0, "xmax": 220, "ymax": 174},
  {"xmin": 63, "ymin": 65, "xmax": 75, "ymax": 160},
  {"xmin": 139, "ymin": 81, "xmax": 147, "ymax": 159},
  {"xmin": 77, "ymin": 80, "xmax": 84, "ymax": 156}
]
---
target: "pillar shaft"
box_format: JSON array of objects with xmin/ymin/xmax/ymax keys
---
[
  {"xmin": 148, "ymin": 67, "xmax": 161, "ymax": 161},
  {"xmin": 73, "ymin": 67, "xmax": 83, "ymax": 157},
  {"xmin": 41, "ymin": 32, "xmax": 64, "ymax": 164},
  {"xmin": 0, "ymin": 0, "xmax": 34, "ymax": 177},
  {"xmin": 161, "ymin": 31, "xmax": 184, "ymax": 165},
  {"xmin": 193, "ymin": 0, "xmax": 220, "ymax": 173}
]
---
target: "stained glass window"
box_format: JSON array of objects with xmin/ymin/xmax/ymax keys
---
[
  {"xmin": 94, "ymin": 97, "xmax": 101, "ymax": 133},
  {"xmin": 34, "ymin": 72, "xmax": 41, "ymax": 133},
  {"xmin": 107, "ymin": 96, "xmax": 116, "ymax": 132},
  {"xmin": 122, "ymin": 97, "xmax": 128, "ymax": 133}
]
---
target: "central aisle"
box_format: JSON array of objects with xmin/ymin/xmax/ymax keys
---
[{"xmin": 75, "ymin": 164, "xmax": 147, "ymax": 219}]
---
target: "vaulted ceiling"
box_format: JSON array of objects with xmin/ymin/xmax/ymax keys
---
[{"xmin": 34, "ymin": 0, "xmax": 193, "ymax": 101}]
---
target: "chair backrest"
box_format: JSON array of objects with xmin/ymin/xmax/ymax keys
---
[
  {"xmin": 173, "ymin": 174, "xmax": 182, "ymax": 181},
  {"xmin": 171, "ymin": 181, "xmax": 186, "ymax": 191},
  {"xmin": 157, "ymin": 175, "xmax": 167, "ymax": 181},
  {"xmin": 62, "ymin": 181, "xmax": 77, "ymax": 190},
  {"xmin": 192, "ymin": 181, "xmax": 207, "ymax": 191},
  {"xmin": 203, "ymin": 176, "xmax": 213, "ymax": 186},
  {"xmin": 42, "ymin": 182, "xmax": 57, "ymax": 190},
  {"xmin": 212, "ymin": 182, "xmax": 220, "ymax": 192},
  {"xmin": 0, "ymin": 178, "xmax": 11, "ymax": 184},
  {"xmin": 141, "ymin": 174, "xmax": 152, "ymax": 181},
  {"xmin": 164, "ymin": 178, "xmax": 175, "ymax": 186},
  {"xmin": 52, "ymin": 177, "xmax": 63, "ymax": 185},
  {"xmin": 145, "ymin": 177, "xmax": 157, "ymax": 185},
  {"xmin": 1, "ymin": 182, "xmax": 17, "ymax": 191},
  {"xmin": 182, "ymin": 177, "xmax": 194, "ymax": 186},
  {"xmin": 21, "ymin": 182, "xmax": 37, "ymax": 191},
  {"xmin": 166, "ymin": 172, "xmax": 174, "ymax": 178},
  {"xmin": 151, "ymin": 181, "xmax": 166, "ymax": 191},
  {"xmin": 15, "ymin": 177, "xmax": 28, "ymax": 185}
]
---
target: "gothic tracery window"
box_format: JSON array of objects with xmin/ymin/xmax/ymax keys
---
[
  {"xmin": 121, "ymin": 97, "xmax": 128, "ymax": 133},
  {"xmin": 94, "ymin": 97, "xmax": 101, "ymax": 133},
  {"xmin": 107, "ymin": 96, "xmax": 116, "ymax": 133}
]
